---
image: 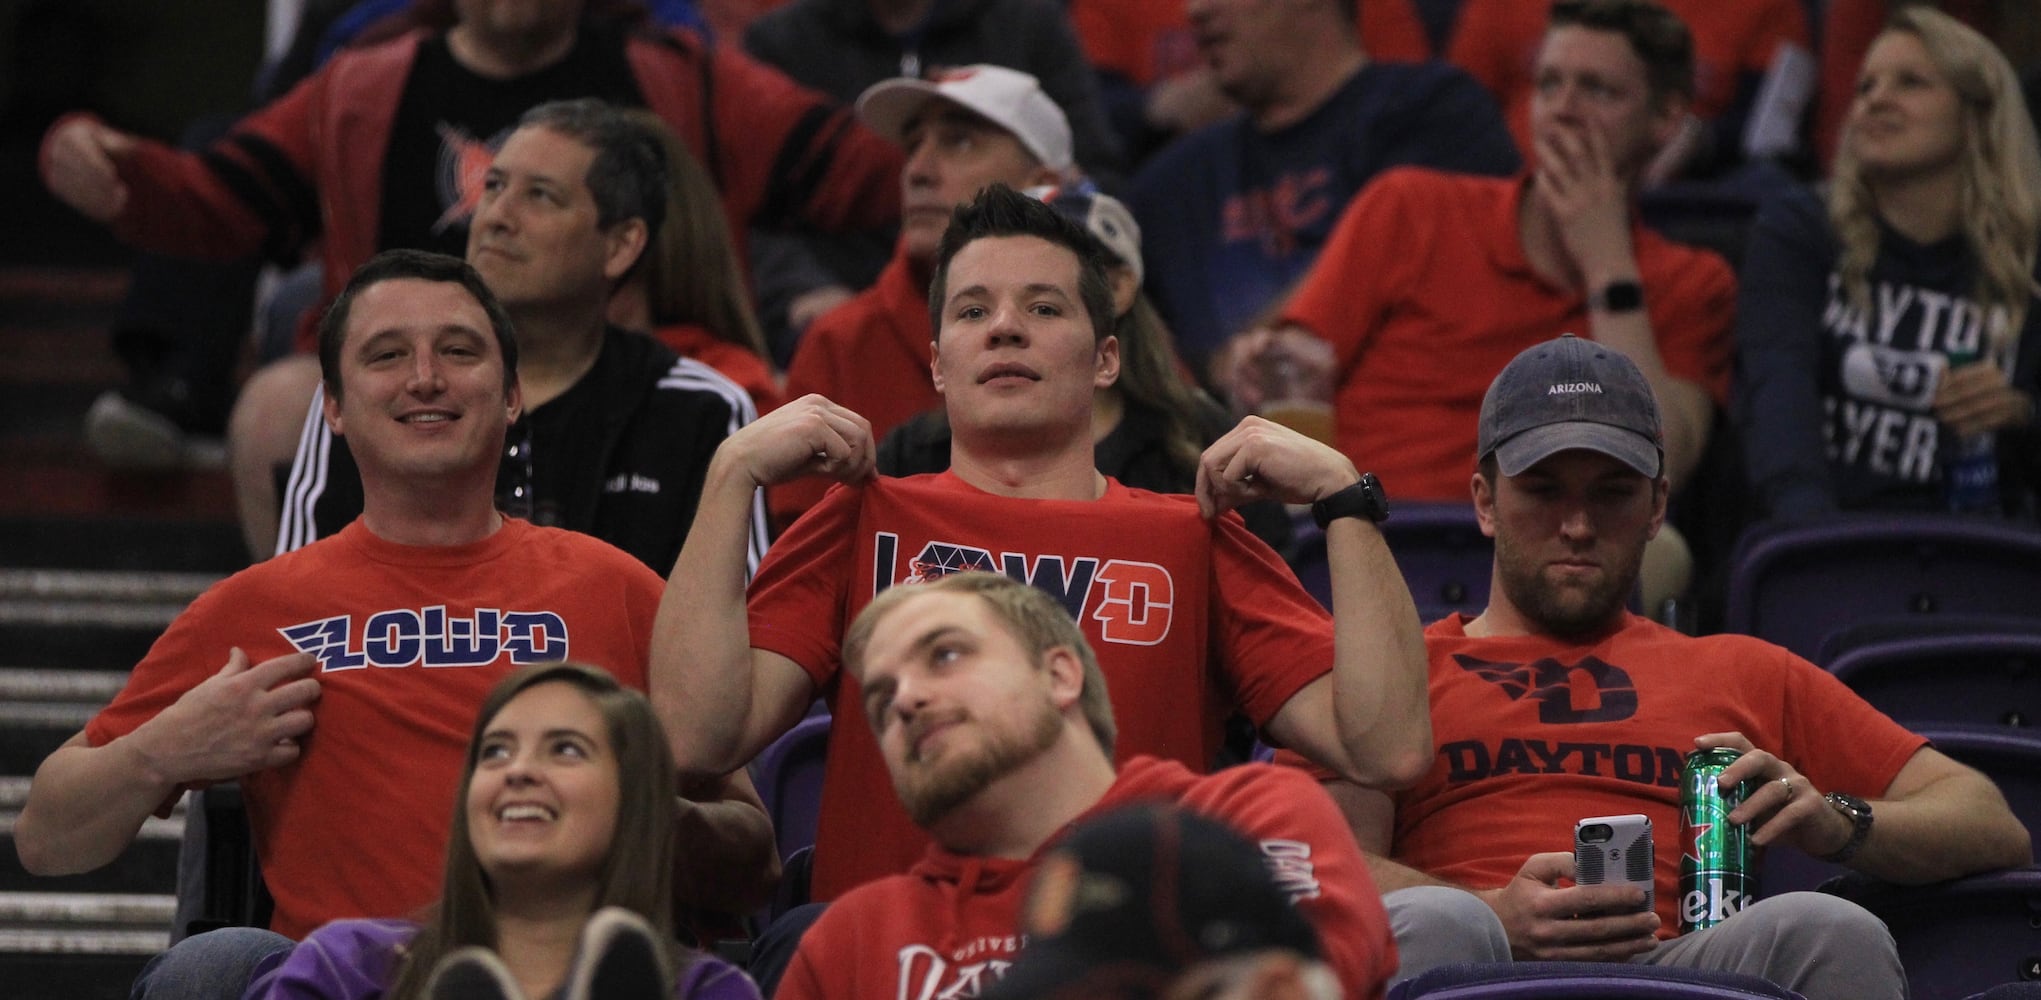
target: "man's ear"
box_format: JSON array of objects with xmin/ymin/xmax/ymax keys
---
[
  {"xmin": 1040, "ymin": 646, "xmax": 1086, "ymax": 713},
  {"xmin": 1471, "ymin": 469, "xmax": 1499, "ymax": 540},
  {"xmin": 603, "ymin": 219, "xmax": 651, "ymax": 283},
  {"xmin": 504, "ymin": 376, "xmax": 524, "ymax": 425},
  {"xmin": 930, "ymin": 336, "xmax": 947, "ymax": 394},
  {"xmin": 1094, "ymin": 334, "xmax": 1120, "ymax": 390},
  {"xmin": 1647, "ymin": 474, "xmax": 1669, "ymax": 540},
  {"xmin": 321, "ymin": 383, "xmax": 344, "ymax": 437}
]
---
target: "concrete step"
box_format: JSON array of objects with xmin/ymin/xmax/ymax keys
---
[
  {"xmin": 0, "ymin": 893, "xmax": 176, "ymax": 1000},
  {"xmin": 0, "ymin": 892, "xmax": 175, "ymax": 931}
]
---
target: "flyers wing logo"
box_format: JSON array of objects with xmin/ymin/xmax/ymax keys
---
[
  {"xmin": 279, "ymin": 606, "xmax": 570, "ymax": 672},
  {"xmin": 1452, "ymin": 654, "xmax": 1639, "ymax": 724}
]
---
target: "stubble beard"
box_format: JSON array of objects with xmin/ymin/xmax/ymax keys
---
[
  {"xmin": 894, "ymin": 698, "xmax": 1065, "ymax": 828},
  {"xmin": 1493, "ymin": 532, "xmax": 1643, "ymax": 640}
]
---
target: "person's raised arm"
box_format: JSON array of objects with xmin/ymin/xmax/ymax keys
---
[
  {"xmin": 15, "ymin": 649, "xmax": 318, "ymax": 875},
  {"xmin": 675, "ymin": 768, "xmax": 781, "ymax": 916},
  {"xmin": 1536, "ymin": 120, "xmax": 1715, "ymax": 491},
  {"xmin": 651, "ymin": 395, "xmax": 874, "ymax": 778},
  {"xmin": 1196, "ymin": 417, "xmax": 1430, "ymax": 788},
  {"xmin": 1701, "ymin": 733, "xmax": 2034, "ymax": 885}
]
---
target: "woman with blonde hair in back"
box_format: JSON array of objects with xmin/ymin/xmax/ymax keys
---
[{"xmin": 1737, "ymin": 5, "xmax": 2041, "ymax": 520}]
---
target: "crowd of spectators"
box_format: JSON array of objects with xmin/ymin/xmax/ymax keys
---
[{"xmin": 16, "ymin": 1, "xmax": 2041, "ymax": 998}]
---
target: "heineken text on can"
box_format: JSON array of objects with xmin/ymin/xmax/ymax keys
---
[{"xmin": 1679, "ymin": 748, "xmax": 1758, "ymax": 933}]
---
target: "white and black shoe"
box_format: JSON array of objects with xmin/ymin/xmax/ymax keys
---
[
  {"xmin": 425, "ymin": 946, "xmax": 527, "ymax": 1000},
  {"xmin": 562, "ymin": 907, "xmax": 672, "ymax": 1000}
]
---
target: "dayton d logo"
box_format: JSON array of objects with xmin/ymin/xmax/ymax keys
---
[{"xmin": 1453, "ymin": 654, "xmax": 1639, "ymax": 723}]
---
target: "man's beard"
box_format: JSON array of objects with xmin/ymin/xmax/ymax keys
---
[
  {"xmin": 1492, "ymin": 533, "xmax": 1643, "ymax": 640},
  {"xmin": 894, "ymin": 697, "xmax": 1064, "ymax": 828}
]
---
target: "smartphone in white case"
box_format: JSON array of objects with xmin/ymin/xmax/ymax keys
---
[{"xmin": 1574, "ymin": 813, "xmax": 1654, "ymax": 912}]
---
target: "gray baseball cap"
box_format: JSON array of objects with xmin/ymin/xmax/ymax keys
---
[{"xmin": 1477, "ymin": 334, "xmax": 1663, "ymax": 478}]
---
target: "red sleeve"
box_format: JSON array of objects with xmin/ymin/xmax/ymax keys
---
[
  {"xmin": 1816, "ymin": 0, "xmax": 1886, "ymax": 166},
  {"xmin": 1747, "ymin": 0, "xmax": 1811, "ymax": 69},
  {"xmin": 696, "ymin": 36, "xmax": 904, "ymax": 234},
  {"xmin": 1444, "ymin": 2, "xmax": 1514, "ymax": 106},
  {"xmin": 84, "ymin": 583, "xmax": 238, "ymax": 751},
  {"xmin": 1280, "ymin": 170, "xmax": 1421, "ymax": 370},
  {"xmin": 1769, "ymin": 644, "xmax": 1926, "ymax": 800},
  {"xmin": 773, "ymin": 941, "xmax": 832, "ymax": 1000},
  {"xmin": 1188, "ymin": 766, "xmax": 1397, "ymax": 1000},
  {"xmin": 1357, "ymin": 0, "xmax": 1432, "ymax": 62},
  {"xmin": 1646, "ymin": 243, "xmax": 1737, "ymax": 404},
  {"xmin": 50, "ymin": 63, "xmax": 327, "ymax": 263},
  {"xmin": 619, "ymin": 554, "xmax": 668, "ymax": 692},
  {"xmin": 746, "ymin": 485, "xmax": 862, "ymax": 688},
  {"xmin": 1212, "ymin": 514, "xmax": 1335, "ymax": 726}
]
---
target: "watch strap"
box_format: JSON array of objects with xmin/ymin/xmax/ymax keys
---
[
  {"xmin": 1589, "ymin": 280, "xmax": 1645, "ymax": 313},
  {"xmin": 1817, "ymin": 792, "xmax": 1873, "ymax": 864},
  {"xmin": 1310, "ymin": 473, "xmax": 1389, "ymax": 529}
]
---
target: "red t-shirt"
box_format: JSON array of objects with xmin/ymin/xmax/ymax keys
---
[
  {"xmin": 1281, "ymin": 169, "xmax": 1733, "ymax": 500},
  {"xmin": 1395, "ymin": 612, "xmax": 1925, "ymax": 937},
  {"xmin": 85, "ymin": 519, "xmax": 663, "ymax": 939},
  {"xmin": 778, "ymin": 756, "xmax": 1397, "ymax": 1000},
  {"xmin": 747, "ymin": 472, "xmax": 1335, "ymax": 900}
]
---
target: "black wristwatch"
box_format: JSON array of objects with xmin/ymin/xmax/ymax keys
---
[
  {"xmin": 1589, "ymin": 280, "xmax": 1645, "ymax": 313},
  {"xmin": 1311, "ymin": 473, "xmax": 1390, "ymax": 529},
  {"xmin": 1818, "ymin": 792, "xmax": 1874, "ymax": 864}
]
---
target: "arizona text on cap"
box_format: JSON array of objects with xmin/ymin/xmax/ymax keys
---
[
  {"xmin": 1477, "ymin": 334, "xmax": 1664, "ymax": 478},
  {"xmin": 855, "ymin": 64, "xmax": 1075, "ymax": 174}
]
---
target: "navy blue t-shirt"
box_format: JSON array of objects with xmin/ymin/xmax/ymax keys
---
[{"xmin": 1128, "ymin": 61, "xmax": 1519, "ymax": 373}]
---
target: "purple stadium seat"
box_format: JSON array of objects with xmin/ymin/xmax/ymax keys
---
[
  {"xmin": 1291, "ymin": 503, "xmax": 1494, "ymax": 624},
  {"xmin": 1827, "ymin": 867, "xmax": 2041, "ymax": 1000},
  {"xmin": 1823, "ymin": 627, "xmax": 2041, "ymax": 729},
  {"xmin": 1389, "ymin": 961, "xmax": 1803, "ymax": 1000},
  {"xmin": 748, "ymin": 713, "xmax": 831, "ymax": 863},
  {"xmin": 1722, "ymin": 515, "xmax": 2041, "ymax": 661}
]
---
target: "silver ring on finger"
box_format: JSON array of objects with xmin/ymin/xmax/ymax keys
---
[{"xmin": 1777, "ymin": 776, "xmax": 1793, "ymax": 797}]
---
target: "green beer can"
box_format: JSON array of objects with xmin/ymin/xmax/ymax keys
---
[{"xmin": 1679, "ymin": 747, "xmax": 1759, "ymax": 933}]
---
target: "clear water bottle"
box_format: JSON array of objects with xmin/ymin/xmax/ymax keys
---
[{"xmin": 1942, "ymin": 347, "xmax": 2002, "ymax": 514}]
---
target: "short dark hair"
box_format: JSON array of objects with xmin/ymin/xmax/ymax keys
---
[
  {"xmin": 1549, "ymin": 0, "xmax": 1695, "ymax": 104},
  {"xmin": 927, "ymin": 184, "xmax": 1117, "ymax": 343},
  {"xmin": 516, "ymin": 98, "xmax": 669, "ymax": 255},
  {"xmin": 317, "ymin": 248, "xmax": 519, "ymax": 400}
]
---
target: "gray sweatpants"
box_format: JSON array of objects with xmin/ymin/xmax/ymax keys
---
[{"xmin": 1384, "ymin": 886, "xmax": 1905, "ymax": 1000}]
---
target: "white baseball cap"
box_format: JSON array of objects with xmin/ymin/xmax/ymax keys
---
[{"xmin": 856, "ymin": 64, "xmax": 1075, "ymax": 174}]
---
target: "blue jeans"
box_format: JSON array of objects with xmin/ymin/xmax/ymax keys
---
[{"xmin": 131, "ymin": 926, "xmax": 295, "ymax": 1000}]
